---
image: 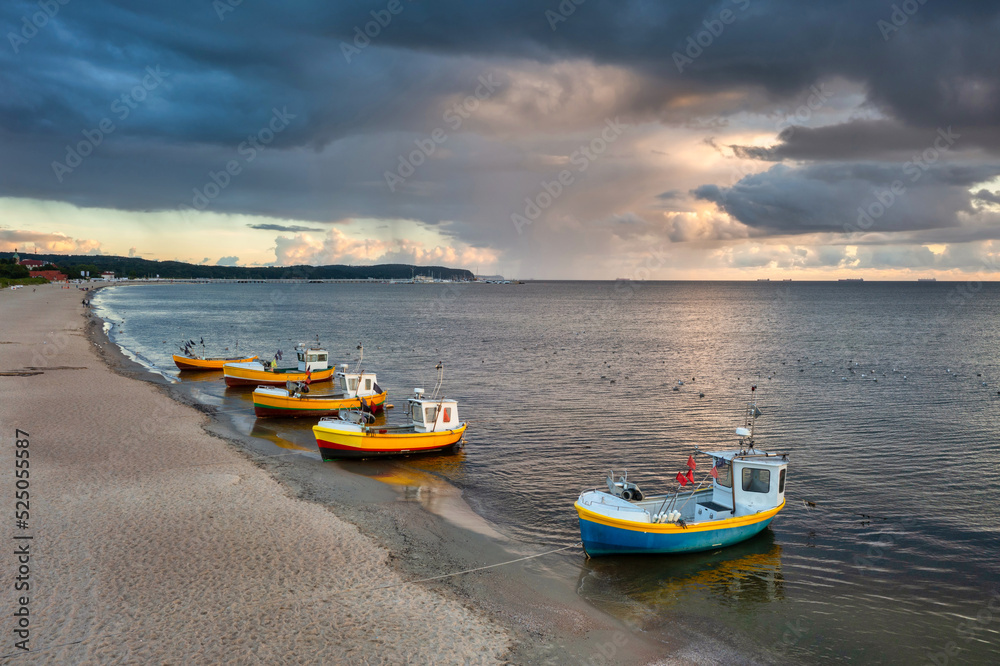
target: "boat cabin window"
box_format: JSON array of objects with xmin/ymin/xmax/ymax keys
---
[
  {"xmin": 297, "ymin": 352, "xmax": 305, "ymax": 362},
  {"xmin": 443, "ymin": 407, "xmax": 452, "ymax": 422},
  {"xmin": 365, "ymin": 378, "xmax": 372, "ymax": 391},
  {"xmin": 425, "ymin": 406, "xmax": 439, "ymax": 423},
  {"xmin": 318, "ymin": 353, "xmax": 327, "ymax": 362},
  {"xmin": 716, "ymin": 462, "xmax": 732, "ymax": 488},
  {"xmin": 411, "ymin": 403, "xmax": 424, "ymax": 422},
  {"xmin": 779, "ymin": 468, "xmax": 786, "ymax": 493},
  {"xmin": 742, "ymin": 467, "xmax": 771, "ymax": 493},
  {"xmin": 349, "ymin": 378, "xmax": 359, "ymax": 391},
  {"xmin": 307, "ymin": 353, "xmax": 318, "ymax": 362}
]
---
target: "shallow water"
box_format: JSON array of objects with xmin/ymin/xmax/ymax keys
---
[{"xmin": 94, "ymin": 281, "xmax": 1000, "ymax": 664}]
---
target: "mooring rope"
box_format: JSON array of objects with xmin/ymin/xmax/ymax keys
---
[{"xmin": 339, "ymin": 541, "xmax": 583, "ymax": 595}]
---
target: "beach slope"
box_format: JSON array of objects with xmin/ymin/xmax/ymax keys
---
[{"xmin": 0, "ymin": 285, "xmax": 509, "ymax": 663}]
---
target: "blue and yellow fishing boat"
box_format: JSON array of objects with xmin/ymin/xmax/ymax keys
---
[{"xmin": 575, "ymin": 386, "xmax": 788, "ymax": 557}]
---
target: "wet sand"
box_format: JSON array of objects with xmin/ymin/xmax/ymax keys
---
[{"xmin": 1, "ymin": 283, "xmax": 761, "ymax": 664}]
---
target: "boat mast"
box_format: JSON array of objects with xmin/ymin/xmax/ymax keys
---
[
  {"xmin": 744, "ymin": 384, "xmax": 759, "ymax": 451},
  {"xmin": 430, "ymin": 362, "xmax": 444, "ymax": 399}
]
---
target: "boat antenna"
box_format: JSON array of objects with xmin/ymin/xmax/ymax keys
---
[
  {"xmin": 430, "ymin": 362, "xmax": 444, "ymax": 399},
  {"xmin": 354, "ymin": 343, "xmax": 364, "ymax": 374},
  {"xmin": 744, "ymin": 384, "xmax": 760, "ymax": 451}
]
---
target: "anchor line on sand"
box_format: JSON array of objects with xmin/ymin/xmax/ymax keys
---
[{"xmin": 338, "ymin": 542, "xmax": 584, "ymax": 595}]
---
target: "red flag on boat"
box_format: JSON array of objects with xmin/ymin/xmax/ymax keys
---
[
  {"xmin": 676, "ymin": 471, "xmax": 688, "ymax": 486},
  {"xmin": 685, "ymin": 469, "xmax": 695, "ymax": 485},
  {"xmin": 305, "ymin": 369, "xmax": 311, "ymax": 385},
  {"xmin": 687, "ymin": 455, "xmax": 696, "ymax": 470},
  {"xmin": 710, "ymin": 465, "xmax": 719, "ymax": 479}
]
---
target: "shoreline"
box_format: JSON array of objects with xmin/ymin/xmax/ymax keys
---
[
  {"xmin": 2, "ymin": 284, "xmax": 509, "ymax": 663},
  {"xmin": 84, "ymin": 285, "xmax": 682, "ymax": 664},
  {"xmin": 2, "ymin": 282, "xmax": 768, "ymax": 664},
  {"xmin": 82, "ymin": 282, "xmax": 681, "ymax": 664}
]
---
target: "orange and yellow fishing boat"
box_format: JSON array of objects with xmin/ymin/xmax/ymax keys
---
[
  {"xmin": 253, "ymin": 366, "xmax": 387, "ymax": 417},
  {"xmin": 313, "ymin": 365, "xmax": 465, "ymax": 460},
  {"xmin": 173, "ymin": 354, "xmax": 258, "ymax": 371},
  {"xmin": 224, "ymin": 343, "xmax": 334, "ymax": 387}
]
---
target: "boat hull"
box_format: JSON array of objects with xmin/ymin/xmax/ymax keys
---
[
  {"xmin": 313, "ymin": 423, "xmax": 467, "ymax": 460},
  {"xmin": 253, "ymin": 390, "xmax": 387, "ymax": 418},
  {"xmin": 173, "ymin": 355, "xmax": 257, "ymax": 371},
  {"xmin": 223, "ymin": 365, "xmax": 335, "ymax": 386},
  {"xmin": 576, "ymin": 500, "xmax": 784, "ymax": 557}
]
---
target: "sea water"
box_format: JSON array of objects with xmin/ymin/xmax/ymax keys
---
[{"xmin": 94, "ymin": 281, "xmax": 1000, "ymax": 664}]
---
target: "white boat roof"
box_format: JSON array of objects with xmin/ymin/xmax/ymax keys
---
[
  {"xmin": 701, "ymin": 449, "xmax": 789, "ymax": 466},
  {"xmin": 409, "ymin": 397, "xmax": 457, "ymax": 406}
]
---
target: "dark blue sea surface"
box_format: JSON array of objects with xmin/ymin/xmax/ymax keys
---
[{"xmin": 94, "ymin": 281, "xmax": 1000, "ymax": 664}]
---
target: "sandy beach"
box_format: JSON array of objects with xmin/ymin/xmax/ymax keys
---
[{"xmin": 0, "ymin": 284, "xmax": 514, "ymax": 663}]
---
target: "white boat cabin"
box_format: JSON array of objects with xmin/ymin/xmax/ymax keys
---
[
  {"xmin": 295, "ymin": 344, "xmax": 329, "ymax": 372},
  {"xmin": 407, "ymin": 388, "xmax": 461, "ymax": 433},
  {"xmin": 699, "ymin": 448, "xmax": 788, "ymax": 519},
  {"xmin": 333, "ymin": 364, "xmax": 380, "ymax": 398}
]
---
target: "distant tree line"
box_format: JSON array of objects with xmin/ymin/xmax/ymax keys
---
[
  {"xmin": 0, "ymin": 254, "xmax": 474, "ymax": 281},
  {"xmin": 0, "ymin": 258, "xmax": 30, "ymax": 279},
  {"xmin": 0, "ymin": 258, "xmax": 65, "ymax": 279}
]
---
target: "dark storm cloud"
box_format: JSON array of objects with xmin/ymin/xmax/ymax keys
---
[
  {"xmin": 731, "ymin": 121, "xmax": 1000, "ymax": 161},
  {"xmin": 693, "ymin": 162, "xmax": 1000, "ymax": 234},
  {"xmin": 247, "ymin": 223, "xmax": 324, "ymax": 233},
  {"xmin": 3, "ymin": 0, "xmax": 1000, "ymax": 253},
  {"xmin": 973, "ymin": 189, "xmax": 1000, "ymax": 205},
  {"xmin": 4, "ymin": 0, "xmax": 1000, "ymax": 145}
]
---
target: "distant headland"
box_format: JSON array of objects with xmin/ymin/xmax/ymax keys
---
[{"xmin": 0, "ymin": 252, "xmax": 473, "ymax": 282}]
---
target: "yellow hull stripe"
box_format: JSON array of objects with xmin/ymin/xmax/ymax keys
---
[{"xmin": 574, "ymin": 498, "xmax": 785, "ymax": 534}]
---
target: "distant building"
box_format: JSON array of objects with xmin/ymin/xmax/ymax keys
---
[
  {"xmin": 100, "ymin": 271, "xmax": 116, "ymax": 280},
  {"xmin": 475, "ymin": 274, "xmax": 505, "ymax": 282},
  {"xmin": 11, "ymin": 248, "xmax": 46, "ymax": 268},
  {"xmin": 29, "ymin": 270, "xmax": 67, "ymax": 282}
]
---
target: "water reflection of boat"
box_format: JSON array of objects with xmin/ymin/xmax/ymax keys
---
[
  {"xmin": 247, "ymin": 422, "xmax": 317, "ymax": 453},
  {"xmin": 249, "ymin": 411, "xmax": 389, "ymax": 453},
  {"xmin": 577, "ymin": 531, "xmax": 784, "ymax": 625},
  {"xmin": 575, "ymin": 385, "xmax": 788, "ymax": 556}
]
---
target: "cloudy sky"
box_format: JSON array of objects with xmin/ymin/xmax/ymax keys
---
[{"xmin": 2, "ymin": 0, "xmax": 1000, "ymax": 279}]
